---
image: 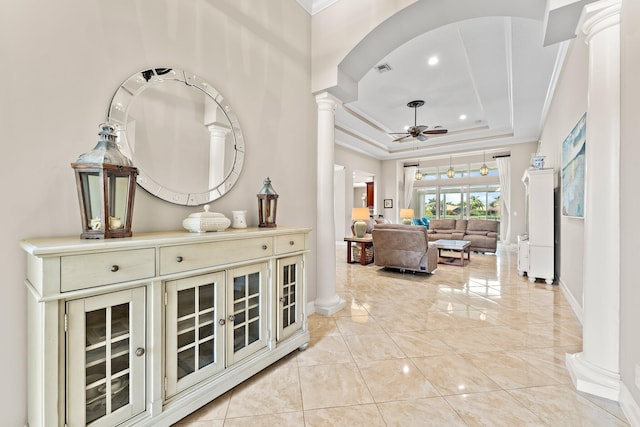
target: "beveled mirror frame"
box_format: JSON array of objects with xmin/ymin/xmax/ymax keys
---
[{"xmin": 107, "ymin": 67, "xmax": 245, "ymax": 206}]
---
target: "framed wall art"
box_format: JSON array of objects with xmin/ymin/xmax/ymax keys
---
[
  {"xmin": 561, "ymin": 113, "xmax": 586, "ymax": 218},
  {"xmin": 384, "ymin": 199, "xmax": 393, "ymax": 209}
]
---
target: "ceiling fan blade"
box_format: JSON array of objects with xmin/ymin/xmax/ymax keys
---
[
  {"xmin": 415, "ymin": 125, "xmax": 428, "ymax": 132},
  {"xmin": 393, "ymin": 134, "xmax": 411, "ymax": 142},
  {"xmin": 423, "ymin": 128, "xmax": 448, "ymax": 135}
]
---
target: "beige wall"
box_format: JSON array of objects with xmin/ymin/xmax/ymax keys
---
[
  {"xmin": 620, "ymin": 0, "xmax": 640, "ymax": 407},
  {"xmin": 335, "ymin": 145, "xmax": 382, "ymax": 236},
  {"xmin": 538, "ymin": 33, "xmax": 588, "ymax": 312},
  {"xmin": 0, "ymin": 1, "xmax": 315, "ymax": 424}
]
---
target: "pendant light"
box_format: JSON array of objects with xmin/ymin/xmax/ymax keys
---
[
  {"xmin": 447, "ymin": 155, "xmax": 455, "ymax": 178},
  {"xmin": 415, "ymin": 163, "xmax": 423, "ymax": 181},
  {"xmin": 480, "ymin": 152, "xmax": 489, "ymax": 176}
]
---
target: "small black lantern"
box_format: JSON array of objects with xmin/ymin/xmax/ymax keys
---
[
  {"xmin": 71, "ymin": 123, "xmax": 138, "ymax": 239},
  {"xmin": 257, "ymin": 177, "xmax": 278, "ymax": 228}
]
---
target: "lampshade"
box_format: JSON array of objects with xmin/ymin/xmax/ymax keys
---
[
  {"xmin": 352, "ymin": 207, "xmax": 370, "ymax": 237},
  {"xmin": 399, "ymin": 208, "xmax": 414, "ymax": 224}
]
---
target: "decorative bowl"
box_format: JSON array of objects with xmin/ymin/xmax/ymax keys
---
[{"xmin": 182, "ymin": 205, "xmax": 231, "ymax": 232}]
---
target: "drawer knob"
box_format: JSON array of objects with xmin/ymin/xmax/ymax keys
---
[
  {"xmin": 135, "ymin": 347, "xmax": 145, "ymax": 357},
  {"xmin": 110, "ymin": 265, "xmax": 120, "ymax": 272},
  {"xmin": 176, "ymin": 256, "xmax": 183, "ymax": 263},
  {"xmin": 218, "ymin": 318, "xmax": 226, "ymax": 326},
  {"xmin": 289, "ymin": 240, "xmax": 295, "ymax": 246},
  {"xmin": 261, "ymin": 244, "xmax": 268, "ymax": 250}
]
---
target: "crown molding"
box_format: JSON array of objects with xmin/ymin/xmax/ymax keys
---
[{"xmin": 295, "ymin": 0, "xmax": 340, "ymax": 15}]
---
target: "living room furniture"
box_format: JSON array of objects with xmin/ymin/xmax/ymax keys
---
[
  {"xmin": 371, "ymin": 223, "xmax": 438, "ymax": 273},
  {"xmin": 427, "ymin": 219, "xmax": 498, "ymax": 252},
  {"xmin": 344, "ymin": 235, "xmax": 374, "ymax": 265},
  {"xmin": 433, "ymin": 239, "xmax": 471, "ymax": 266},
  {"xmin": 20, "ymin": 227, "xmax": 310, "ymax": 426},
  {"xmin": 518, "ymin": 168, "xmax": 554, "ymax": 284}
]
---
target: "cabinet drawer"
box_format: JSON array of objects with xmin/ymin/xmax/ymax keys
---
[
  {"xmin": 274, "ymin": 234, "xmax": 306, "ymax": 255},
  {"xmin": 61, "ymin": 249, "xmax": 155, "ymax": 292},
  {"xmin": 160, "ymin": 237, "xmax": 273, "ymax": 275}
]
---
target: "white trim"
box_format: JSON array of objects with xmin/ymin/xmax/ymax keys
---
[
  {"xmin": 566, "ymin": 352, "xmax": 621, "ymax": 400},
  {"xmin": 306, "ymin": 300, "xmax": 316, "ymax": 316},
  {"xmin": 295, "ymin": 0, "xmax": 340, "ymax": 15},
  {"xmin": 620, "ymin": 382, "xmax": 640, "ymax": 427},
  {"xmin": 559, "ymin": 277, "xmax": 584, "ymax": 324}
]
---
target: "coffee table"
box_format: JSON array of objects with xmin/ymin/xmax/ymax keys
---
[
  {"xmin": 433, "ymin": 239, "xmax": 471, "ymax": 266},
  {"xmin": 344, "ymin": 235, "xmax": 373, "ymax": 265}
]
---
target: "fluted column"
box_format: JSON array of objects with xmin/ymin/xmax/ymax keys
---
[
  {"xmin": 566, "ymin": 0, "xmax": 621, "ymax": 400},
  {"xmin": 314, "ymin": 92, "xmax": 346, "ymax": 315}
]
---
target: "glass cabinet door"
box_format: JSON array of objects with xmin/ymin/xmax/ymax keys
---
[
  {"xmin": 227, "ymin": 263, "xmax": 267, "ymax": 365},
  {"xmin": 66, "ymin": 287, "xmax": 145, "ymax": 427},
  {"xmin": 165, "ymin": 271, "xmax": 225, "ymax": 397},
  {"xmin": 276, "ymin": 255, "xmax": 304, "ymax": 341}
]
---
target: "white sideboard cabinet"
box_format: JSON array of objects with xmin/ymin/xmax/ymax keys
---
[
  {"xmin": 518, "ymin": 168, "xmax": 554, "ymax": 284},
  {"xmin": 21, "ymin": 227, "xmax": 311, "ymax": 426}
]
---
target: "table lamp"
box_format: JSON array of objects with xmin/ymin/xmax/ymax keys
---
[
  {"xmin": 400, "ymin": 208, "xmax": 414, "ymax": 225},
  {"xmin": 352, "ymin": 207, "xmax": 370, "ymax": 238}
]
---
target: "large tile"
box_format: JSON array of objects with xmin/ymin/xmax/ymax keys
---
[
  {"xmin": 304, "ymin": 404, "xmax": 386, "ymax": 427},
  {"xmin": 297, "ymin": 335, "xmax": 354, "ymax": 366},
  {"xmin": 343, "ymin": 333, "xmax": 406, "ymax": 362},
  {"xmin": 335, "ymin": 315, "xmax": 385, "ymax": 335},
  {"xmin": 223, "ymin": 411, "xmax": 305, "ymax": 427},
  {"xmin": 225, "ymin": 356, "xmax": 302, "ymax": 417},
  {"xmin": 388, "ymin": 330, "xmax": 455, "ymax": 357},
  {"xmin": 462, "ymin": 351, "xmax": 560, "ymax": 389},
  {"xmin": 357, "ymin": 359, "xmax": 439, "ymax": 402},
  {"xmin": 508, "ymin": 385, "xmax": 630, "ymax": 426},
  {"xmin": 445, "ymin": 390, "xmax": 546, "ymax": 426},
  {"xmin": 412, "ymin": 354, "xmax": 501, "ymax": 396},
  {"xmin": 377, "ymin": 397, "xmax": 467, "ymax": 426},
  {"xmin": 298, "ymin": 363, "xmax": 374, "ymax": 410}
]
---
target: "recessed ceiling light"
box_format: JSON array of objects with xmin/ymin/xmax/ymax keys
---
[
  {"xmin": 459, "ymin": 114, "xmax": 467, "ymax": 120},
  {"xmin": 428, "ymin": 56, "xmax": 439, "ymax": 66}
]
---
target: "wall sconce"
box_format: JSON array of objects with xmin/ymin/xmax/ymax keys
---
[
  {"xmin": 480, "ymin": 152, "xmax": 489, "ymax": 176},
  {"xmin": 351, "ymin": 207, "xmax": 370, "ymax": 238},
  {"xmin": 71, "ymin": 123, "xmax": 138, "ymax": 239},
  {"xmin": 257, "ymin": 177, "xmax": 278, "ymax": 227},
  {"xmin": 447, "ymin": 156, "xmax": 455, "ymax": 179},
  {"xmin": 400, "ymin": 208, "xmax": 414, "ymax": 225}
]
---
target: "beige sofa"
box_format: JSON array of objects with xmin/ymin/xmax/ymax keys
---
[
  {"xmin": 427, "ymin": 219, "xmax": 498, "ymax": 252},
  {"xmin": 371, "ymin": 224, "xmax": 438, "ymax": 273}
]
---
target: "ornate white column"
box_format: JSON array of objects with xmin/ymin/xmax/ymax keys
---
[
  {"xmin": 566, "ymin": 0, "xmax": 621, "ymax": 401},
  {"xmin": 314, "ymin": 92, "xmax": 346, "ymax": 316}
]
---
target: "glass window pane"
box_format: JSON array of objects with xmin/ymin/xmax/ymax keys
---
[
  {"xmin": 178, "ymin": 289, "xmax": 195, "ymax": 318},
  {"xmin": 198, "ymin": 283, "xmax": 215, "ymax": 311}
]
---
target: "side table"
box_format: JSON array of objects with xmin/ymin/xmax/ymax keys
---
[{"xmin": 344, "ymin": 235, "xmax": 373, "ymax": 265}]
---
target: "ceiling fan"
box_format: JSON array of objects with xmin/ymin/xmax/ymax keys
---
[{"xmin": 389, "ymin": 100, "xmax": 448, "ymax": 142}]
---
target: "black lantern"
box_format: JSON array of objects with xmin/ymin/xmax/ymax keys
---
[
  {"xmin": 71, "ymin": 123, "xmax": 138, "ymax": 239},
  {"xmin": 257, "ymin": 177, "xmax": 278, "ymax": 228}
]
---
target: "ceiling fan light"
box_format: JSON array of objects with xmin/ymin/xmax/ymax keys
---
[{"xmin": 417, "ymin": 134, "xmax": 427, "ymax": 141}]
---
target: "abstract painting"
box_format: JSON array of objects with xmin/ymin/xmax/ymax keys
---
[{"xmin": 561, "ymin": 113, "xmax": 586, "ymax": 218}]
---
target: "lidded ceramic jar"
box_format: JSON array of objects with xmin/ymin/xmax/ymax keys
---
[{"xmin": 182, "ymin": 205, "xmax": 231, "ymax": 232}]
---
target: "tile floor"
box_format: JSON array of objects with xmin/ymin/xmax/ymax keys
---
[{"xmin": 174, "ymin": 243, "xmax": 629, "ymax": 426}]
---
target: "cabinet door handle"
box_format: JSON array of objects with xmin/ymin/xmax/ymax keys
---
[
  {"xmin": 110, "ymin": 265, "xmax": 120, "ymax": 272},
  {"xmin": 289, "ymin": 240, "xmax": 295, "ymax": 246},
  {"xmin": 218, "ymin": 318, "xmax": 226, "ymax": 326},
  {"xmin": 261, "ymin": 244, "xmax": 268, "ymax": 250},
  {"xmin": 135, "ymin": 347, "xmax": 145, "ymax": 357},
  {"xmin": 228, "ymin": 314, "xmax": 235, "ymax": 322},
  {"xmin": 279, "ymin": 296, "xmax": 286, "ymax": 303},
  {"xmin": 176, "ymin": 256, "xmax": 183, "ymax": 263}
]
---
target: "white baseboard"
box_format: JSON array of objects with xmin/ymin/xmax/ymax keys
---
[
  {"xmin": 566, "ymin": 352, "xmax": 620, "ymax": 400},
  {"xmin": 559, "ymin": 277, "xmax": 583, "ymax": 325},
  {"xmin": 620, "ymin": 382, "xmax": 640, "ymax": 426},
  {"xmin": 306, "ymin": 300, "xmax": 316, "ymax": 316}
]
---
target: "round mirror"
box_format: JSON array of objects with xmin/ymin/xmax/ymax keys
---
[{"xmin": 108, "ymin": 67, "xmax": 245, "ymax": 205}]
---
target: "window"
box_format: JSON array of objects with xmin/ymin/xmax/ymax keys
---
[
  {"xmin": 469, "ymin": 185, "xmax": 501, "ymax": 220},
  {"xmin": 439, "ymin": 186, "xmax": 467, "ymax": 219}
]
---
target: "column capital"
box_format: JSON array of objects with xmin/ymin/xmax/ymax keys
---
[
  {"xmin": 581, "ymin": 0, "xmax": 621, "ymax": 43},
  {"xmin": 315, "ymin": 91, "xmax": 343, "ymax": 110}
]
